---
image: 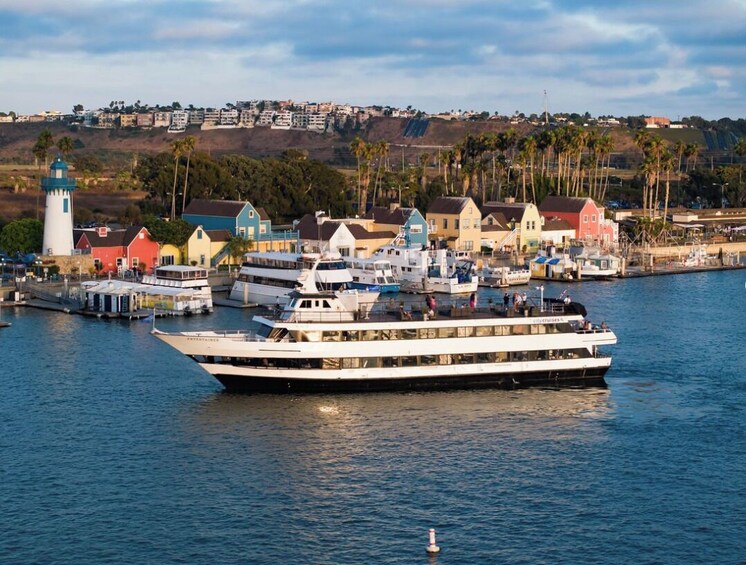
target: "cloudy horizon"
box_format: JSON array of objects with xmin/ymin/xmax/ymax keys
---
[{"xmin": 1, "ymin": 0, "xmax": 745, "ymax": 120}]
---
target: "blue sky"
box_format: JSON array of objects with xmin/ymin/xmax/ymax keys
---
[{"xmin": 1, "ymin": 0, "xmax": 744, "ymax": 119}]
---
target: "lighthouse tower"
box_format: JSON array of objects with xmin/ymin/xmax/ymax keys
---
[{"xmin": 41, "ymin": 156, "xmax": 77, "ymax": 256}]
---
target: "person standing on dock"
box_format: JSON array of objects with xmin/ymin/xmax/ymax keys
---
[
  {"xmin": 469, "ymin": 292, "xmax": 477, "ymax": 309},
  {"xmin": 503, "ymin": 292, "xmax": 510, "ymax": 309}
]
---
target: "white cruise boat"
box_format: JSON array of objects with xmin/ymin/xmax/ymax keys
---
[
  {"xmin": 228, "ymin": 251, "xmax": 378, "ymax": 307},
  {"xmin": 343, "ymin": 256, "xmax": 400, "ymax": 293},
  {"xmin": 153, "ymin": 266, "xmax": 617, "ymax": 393},
  {"xmin": 372, "ymin": 243, "xmax": 478, "ymax": 295}
]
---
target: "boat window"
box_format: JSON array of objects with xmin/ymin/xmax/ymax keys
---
[
  {"xmin": 401, "ymin": 356, "xmax": 418, "ymax": 367},
  {"xmin": 513, "ymin": 325, "xmax": 529, "ymax": 335},
  {"xmin": 530, "ymin": 324, "xmax": 548, "ymax": 335},
  {"xmin": 363, "ymin": 330, "xmax": 379, "ymax": 340},
  {"xmin": 402, "ymin": 328, "xmax": 417, "ymax": 340},
  {"xmin": 322, "ymin": 358, "xmax": 340, "ymax": 369},
  {"xmin": 421, "ymin": 355, "xmax": 437, "ymax": 366},
  {"xmin": 438, "ymin": 327, "xmax": 456, "ymax": 338},
  {"xmin": 342, "ymin": 358, "xmax": 360, "ymax": 369},
  {"xmin": 438, "ymin": 354, "xmax": 452, "ymax": 365},
  {"xmin": 322, "ymin": 331, "xmax": 342, "ymax": 342},
  {"xmin": 495, "ymin": 325, "xmax": 511, "ymax": 336},
  {"xmin": 457, "ymin": 326, "xmax": 474, "ymax": 337},
  {"xmin": 344, "ymin": 330, "xmax": 359, "ymax": 341},
  {"xmin": 475, "ymin": 326, "xmax": 492, "ymax": 337}
]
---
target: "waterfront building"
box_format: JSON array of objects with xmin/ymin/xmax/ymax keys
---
[
  {"xmin": 540, "ymin": 216, "xmax": 576, "ymax": 248},
  {"xmin": 482, "ymin": 200, "xmax": 542, "ymax": 253},
  {"xmin": 182, "ymin": 199, "xmax": 297, "ymax": 253},
  {"xmin": 363, "ymin": 206, "xmax": 429, "ymax": 249},
  {"xmin": 41, "ymin": 157, "xmax": 76, "ymax": 256},
  {"xmin": 74, "ymin": 226, "xmax": 159, "ymax": 274},
  {"xmin": 480, "ymin": 211, "xmax": 513, "ymax": 252},
  {"xmin": 538, "ymin": 195, "xmax": 616, "ymax": 245},
  {"xmin": 427, "ymin": 196, "xmax": 482, "ymax": 252}
]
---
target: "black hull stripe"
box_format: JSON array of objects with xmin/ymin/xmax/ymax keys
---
[{"xmin": 212, "ymin": 367, "xmax": 609, "ymax": 394}]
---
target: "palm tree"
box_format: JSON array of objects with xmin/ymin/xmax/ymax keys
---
[
  {"xmin": 180, "ymin": 135, "xmax": 197, "ymax": 215},
  {"xmin": 684, "ymin": 143, "xmax": 700, "ymax": 172},
  {"xmin": 169, "ymin": 139, "xmax": 185, "ymax": 220},
  {"xmin": 56, "ymin": 136, "xmax": 74, "ymax": 159},
  {"xmin": 350, "ymin": 137, "xmax": 366, "ymax": 212},
  {"xmin": 734, "ymin": 138, "xmax": 746, "ymax": 186},
  {"xmin": 34, "ymin": 129, "xmax": 55, "ymax": 170},
  {"xmin": 661, "ymin": 150, "xmax": 675, "ymax": 221},
  {"xmin": 673, "ymin": 140, "xmax": 686, "ymax": 173}
]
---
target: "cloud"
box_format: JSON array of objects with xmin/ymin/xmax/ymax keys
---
[{"xmin": 0, "ymin": 0, "xmax": 745, "ymax": 119}]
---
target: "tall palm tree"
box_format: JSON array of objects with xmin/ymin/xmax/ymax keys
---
[
  {"xmin": 661, "ymin": 150, "xmax": 675, "ymax": 221},
  {"xmin": 169, "ymin": 139, "xmax": 185, "ymax": 220},
  {"xmin": 180, "ymin": 135, "xmax": 197, "ymax": 215},
  {"xmin": 733, "ymin": 138, "xmax": 746, "ymax": 186},
  {"xmin": 684, "ymin": 143, "xmax": 700, "ymax": 172},
  {"xmin": 350, "ymin": 136, "xmax": 366, "ymax": 211}
]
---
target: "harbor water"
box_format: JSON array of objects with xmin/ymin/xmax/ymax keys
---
[{"xmin": 1, "ymin": 271, "xmax": 744, "ymax": 564}]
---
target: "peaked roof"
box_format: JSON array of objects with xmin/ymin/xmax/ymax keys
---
[
  {"xmin": 539, "ymin": 195, "xmax": 594, "ymax": 213},
  {"xmin": 363, "ymin": 206, "xmax": 416, "ymax": 225},
  {"xmin": 204, "ymin": 229, "xmax": 232, "ymax": 242},
  {"xmin": 482, "ymin": 211, "xmax": 509, "ymax": 229},
  {"xmin": 295, "ymin": 215, "xmax": 345, "ymax": 240},
  {"xmin": 346, "ymin": 223, "xmax": 396, "ymax": 240},
  {"xmin": 255, "ymin": 207, "xmax": 271, "ymax": 221},
  {"xmin": 183, "ymin": 199, "xmax": 248, "ymax": 217},
  {"xmin": 428, "ymin": 196, "xmax": 472, "ymax": 215},
  {"xmin": 482, "ymin": 201, "xmax": 531, "ymax": 222},
  {"xmin": 74, "ymin": 226, "xmax": 148, "ymax": 248},
  {"xmin": 542, "ymin": 216, "xmax": 575, "ymax": 230}
]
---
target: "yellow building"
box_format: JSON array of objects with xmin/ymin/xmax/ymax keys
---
[
  {"xmin": 481, "ymin": 201, "xmax": 542, "ymax": 253},
  {"xmin": 426, "ymin": 196, "xmax": 481, "ymax": 251}
]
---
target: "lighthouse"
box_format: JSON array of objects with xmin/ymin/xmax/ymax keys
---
[{"xmin": 41, "ymin": 156, "xmax": 77, "ymax": 256}]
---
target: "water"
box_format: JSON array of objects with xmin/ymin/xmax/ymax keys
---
[{"xmin": 1, "ymin": 271, "xmax": 745, "ymax": 564}]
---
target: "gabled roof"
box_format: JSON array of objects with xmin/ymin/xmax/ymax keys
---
[
  {"xmin": 481, "ymin": 211, "xmax": 509, "ymax": 229},
  {"xmin": 204, "ymin": 229, "xmax": 232, "ymax": 242},
  {"xmin": 539, "ymin": 195, "xmax": 593, "ymax": 213},
  {"xmin": 428, "ymin": 196, "xmax": 472, "ymax": 215},
  {"xmin": 363, "ymin": 206, "xmax": 416, "ymax": 225},
  {"xmin": 74, "ymin": 226, "xmax": 147, "ymax": 248},
  {"xmin": 183, "ymin": 199, "xmax": 248, "ymax": 217},
  {"xmin": 295, "ymin": 215, "xmax": 344, "ymax": 240},
  {"xmin": 346, "ymin": 223, "xmax": 396, "ymax": 240},
  {"xmin": 542, "ymin": 216, "xmax": 575, "ymax": 231},
  {"xmin": 255, "ymin": 207, "xmax": 271, "ymax": 221},
  {"xmin": 482, "ymin": 202, "xmax": 531, "ymax": 222}
]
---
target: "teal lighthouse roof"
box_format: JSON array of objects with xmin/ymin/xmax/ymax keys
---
[{"xmin": 41, "ymin": 156, "xmax": 76, "ymax": 192}]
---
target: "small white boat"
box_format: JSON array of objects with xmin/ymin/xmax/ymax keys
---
[
  {"xmin": 574, "ymin": 249, "xmax": 621, "ymax": 278},
  {"xmin": 480, "ymin": 266, "xmax": 531, "ymax": 287},
  {"xmin": 343, "ymin": 257, "xmax": 400, "ymax": 293}
]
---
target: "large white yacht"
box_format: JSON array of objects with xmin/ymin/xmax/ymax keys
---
[
  {"xmin": 372, "ymin": 241, "xmax": 478, "ymax": 295},
  {"xmin": 228, "ymin": 251, "xmax": 377, "ymax": 306},
  {"xmin": 154, "ymin": 267, "xmax": 617, "ymax": 393}
]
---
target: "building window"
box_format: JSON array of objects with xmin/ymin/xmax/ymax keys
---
[
  {"xmin": 591, "ymin": 214, "xmax": 596, "ymax": 222},
  {"xmin": 200, "ymin": 254, "xmax": 205, "ymax": 265},
  {"xmin": 464, "ymin": 240, "xmax": 473, "ymax": 251},
  {"xmin": 260, "ymin": 224, "xmax": 267, "ymax": 234},
  {"xmin": 338, "ymin": 247, "xmax": 350, "ymax": 257},
  {"xmin": 455, "ymin": 219, "xmax": 460, "ymax": 230},
  {"xmin": 249, "ymin": 210, "xmax": 255, "ymax": 218},
  {"xmin": 63, "ymin": 198, "xmax": 69, "ymax": 213},
  {"xmin": 239, "ymin": 227, "xmax": 246, "ymax": 237},
  {"xmin": 583, "ymin": 215, "xmax": 589, "ymax": 223},
  {"xmin": 443, "ymin": 219, "xmax": 448, "ymax": 230},
  {"xmin": 410, "ymin": 224, "xmax": 423, "ymax": 234},
  {"xmin": 161, "ymin": 255, "xmax": 175, "ymax": 266},
  {"xmin": 197, "ymin": 230, "xmax": 203, "ymax": 239}
]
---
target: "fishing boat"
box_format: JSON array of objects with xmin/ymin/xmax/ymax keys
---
[{"xmin": 153, "ymin": 265, "xmax": 617, "ymax": 393}]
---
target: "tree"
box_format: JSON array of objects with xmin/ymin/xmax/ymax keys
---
[
  {"xmin": 169, "ymin": 139, "xmax": 185, "ymax": 220},
  {"xmin": 180, "ymin": 136, "xmax": 197, "ymax": 215},
  {"xmin": 0, "ymin": 218, "xmax": 43, "ymax": 254},
  {"xmin": 32, "ymin": 129, "xmax": 55, "ymax": 170},
  {"xmin": 226, "ymin": 235, "xmax": 254, "ymax": 269},
  {"xmin": 57, "ymin": 136, "xmax": 74, "ymax": 159}
]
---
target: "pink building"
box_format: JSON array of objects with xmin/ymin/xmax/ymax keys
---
[{"xmin": 538, "ymin": 196, "xmax": 616, "ymax": 244}]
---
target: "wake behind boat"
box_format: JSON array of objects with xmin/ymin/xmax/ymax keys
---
[{"xmin": 154, "ymin": 265, "xmax": 616, "ymax": 393}]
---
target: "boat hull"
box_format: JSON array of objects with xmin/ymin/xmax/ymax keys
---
[{"xmin": 211, "ymin": 365, "xmax": 609, "ymax": 393}]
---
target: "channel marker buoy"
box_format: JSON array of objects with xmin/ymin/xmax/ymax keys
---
[{"xmin": 426, "ymin": 528, "xmax": 440, "ymax": 554}]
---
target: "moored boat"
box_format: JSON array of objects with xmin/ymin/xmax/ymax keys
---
[{"xmin": 343, "ymin": 256, "xmax": 400, "ymax": 293}]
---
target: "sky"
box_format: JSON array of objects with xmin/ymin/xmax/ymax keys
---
[{"xmin": 1, "ymin": 0, "xmax": 745, "ymax": 120}]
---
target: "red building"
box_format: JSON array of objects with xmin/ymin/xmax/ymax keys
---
[
  {"xmin": 538, "ymin": 196, "xmax": 617, "ymax": 244},
  {"xmin": 74, "ymin": 226, "xmax": 160, "ymax": 274}
]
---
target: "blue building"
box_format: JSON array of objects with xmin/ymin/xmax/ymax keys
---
[
  {"xmin": 363, "ymin": 206, "xmax": 428, "ymax": 248},
  {"xmin": 182, "ymin": 199, "xmax": 297, "ymax": 252}
]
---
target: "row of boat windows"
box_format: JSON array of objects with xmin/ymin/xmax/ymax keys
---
[
  {"xmin": 275, "ymin": 323, "xmax": 573, "ymax": 342},
  {"xmin": 236, "ymin": 275, "xmax": 345, "ymax": 290},
  {"xmin": 197, "ymin": 348, "xmax": 591, "ymax": 369},
  {"xmin": 242, "ymin": 258, "xmax": 346, "ymax": 271}
]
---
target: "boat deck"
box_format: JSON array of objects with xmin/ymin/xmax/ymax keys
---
[{"xmin": 261, "ymin": 298, "xmax": 588, "ymax": 325}]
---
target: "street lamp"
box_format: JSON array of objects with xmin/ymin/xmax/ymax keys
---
[{"xmin": 713, "ymin": 182, "xmax": 729, "ymax": 208}]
